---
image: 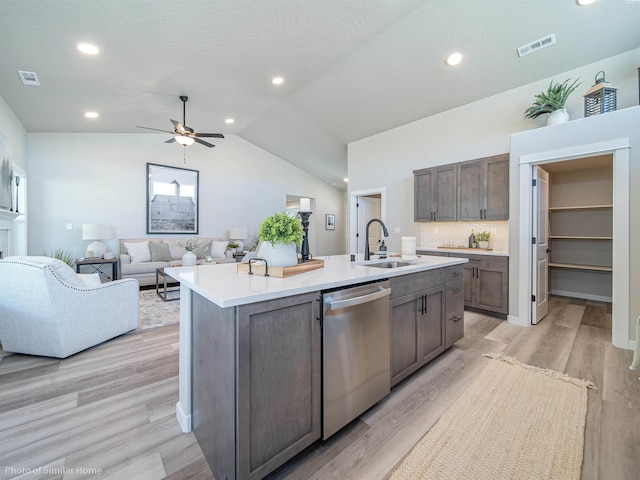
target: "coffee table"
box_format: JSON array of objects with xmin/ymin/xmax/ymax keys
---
[{"xmin": 156, "ymin": 267, "xmax": 180, "ymax": 301}]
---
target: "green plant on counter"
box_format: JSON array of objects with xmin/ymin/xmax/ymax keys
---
[
  {"xmin": 476, "ymin": 231, "xmax": 491, "ymax": 242},
  {"xmin": 258, "ymin": 211, "xmax": 304, "ymax": 246},
  {"xmin": 45, "ymin": 248, "xmax": 75, "ymax": 267},
  {"xmin": 523, "ymin": 78, "xmax": 581, "ymax": 119},
  {"xmin": 227, "ymin": 241, "xmax": 240, "ymax": 249}
]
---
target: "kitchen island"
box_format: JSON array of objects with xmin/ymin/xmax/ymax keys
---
[{"xmin": 166, "ymin": 253, "xmax": 467, "ymax": 480}]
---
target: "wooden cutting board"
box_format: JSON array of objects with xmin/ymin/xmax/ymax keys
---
[{"xmin": 237, "ymin": 259, "xmax": 324, "ymax": 278}]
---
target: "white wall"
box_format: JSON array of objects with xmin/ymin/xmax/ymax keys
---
[
  {"xmin": 26, "ymin": 133, "xmax": 346, "ymax": 258},
  {"xmin": 348, "ymin": 47, "xmax": 640, "ymax": 253},
  {"xmin": 0, "ymin": 96, "xmax": 27, "ymax": 171}
]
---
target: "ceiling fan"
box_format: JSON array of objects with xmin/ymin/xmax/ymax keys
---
[{"xmin": 136, "ymin": 95, "xmax": 224, "ymax": 148}]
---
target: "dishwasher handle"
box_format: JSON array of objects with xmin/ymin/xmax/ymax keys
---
[{"xmin": 325, "ymin": 285, "xmax": 391, "ymax": 311}]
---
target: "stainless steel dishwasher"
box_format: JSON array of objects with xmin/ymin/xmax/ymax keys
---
[{"xmin": 322, "ymin": 279, "xmax": 391, "ymax": 439}]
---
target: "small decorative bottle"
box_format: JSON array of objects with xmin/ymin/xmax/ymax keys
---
[
  {"xmin": 469, "ymin": 229, "xmax": 476, "ymax": 248},
  {"xmin": 379, "ymin": 240, "xmax": 387, "ymax": 258}
]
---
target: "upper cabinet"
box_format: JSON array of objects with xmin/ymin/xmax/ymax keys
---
[
  {"xmin": 415, "ymin": 154, "xmax": 509, "ymax": 222},
  {"xmin": 413, "ymin": 164, "xmax": 457, "ymax": 222}
]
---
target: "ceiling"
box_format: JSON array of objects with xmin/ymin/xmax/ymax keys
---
[{"xmin": 1, "ymin": 1, "xmax": 639, "ymax": 189}]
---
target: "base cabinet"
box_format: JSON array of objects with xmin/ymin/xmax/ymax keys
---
[
  {"xmin": 390, "ymin": 265, "xmax": 464, "ymax": 387},
  {"xmin": 192, "ymin": 291, "xmax": 321, "ymax": 480},
  {"xmin": 450, "ymin": 253, "xmax": 508, "ymax": 315}
]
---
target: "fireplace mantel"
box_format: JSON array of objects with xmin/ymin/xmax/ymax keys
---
[{"xmin": 0, "ymin": 209, "xmax": 20, "ymax": 221}]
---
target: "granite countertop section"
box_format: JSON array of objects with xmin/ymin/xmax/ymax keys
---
[
  {"xmin": 417, "ymin": 246, "xmax": 508, "ymax": 257},
  {"xmin": 166, "ymin": 254, "xmax": 468, "ymax": 308}
]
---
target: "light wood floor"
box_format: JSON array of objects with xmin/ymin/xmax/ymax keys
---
[{"xmin": 0, "ymin": 296, "xmax": 638, "ymax": 479}]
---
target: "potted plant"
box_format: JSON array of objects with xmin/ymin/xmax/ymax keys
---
[
  {"xmin": 176, "ymin": 237, "xmax": 201, "ymax": 266},
  {"xmin": 45, "ymin": 248, "xmax": 76, "ymax": 267},
  {"xmin": 476, "ymin": 231, "xmax": 491, "ymax": 249},
  {"xmin": 523, "ymin": 78, "xmax": 581, "ymax": 126},
  {"xmin": 257, "ymin": 212, "xmax": 304, "ymax": 267},
  {"xmin": 227, "ymin": 241, "xmax": 240, "ymax": 253}
]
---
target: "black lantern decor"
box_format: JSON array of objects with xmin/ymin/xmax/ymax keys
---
[{"xmin": 583, "ymin": 71, "xmax": 617, "ymax": 117}]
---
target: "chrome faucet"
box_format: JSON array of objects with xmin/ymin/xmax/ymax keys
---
[{"xmin": 364, "ymin": 218, "xmax": 389, "ymax": 260}]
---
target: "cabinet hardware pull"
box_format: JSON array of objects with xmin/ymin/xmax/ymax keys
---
[
  {"xmin": 451, "ymin": 316, "xmax": 462, "ymax": 322},
  {"xmin": 480, "ymin": 208, "xmax": 483, "ymax": 219},
  {"xmin": 452, "ymin": 288, "xmax": 459, "ymax": 293},
  {"xmin": 484, "ymin": 208, "xmax": 487, "ymax": 219}
]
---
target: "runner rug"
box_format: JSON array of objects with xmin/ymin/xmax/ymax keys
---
[{"xmin": 390, "ymin": 353, "xmax": 596, "ymax": 480}]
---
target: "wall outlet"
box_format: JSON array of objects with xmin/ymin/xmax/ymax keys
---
[
  {"xmin": 491, "ymin": 227, "xmax": 497, "ymax": 234},
  {"xmin": 394, "ymin": 227, "xmax": 401, "ymax": 233},
  {"xmin": 66, "ymin": 223, "xmax": 73, "ymax": 230}
]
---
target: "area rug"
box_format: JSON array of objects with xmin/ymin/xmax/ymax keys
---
[
  {"xmin": 138, "ymin": 289, "xmax": 180, "ymax": 330},
  {"xmin": 390, "ymin": 353, "xmax": 596, "ymax": 480}
]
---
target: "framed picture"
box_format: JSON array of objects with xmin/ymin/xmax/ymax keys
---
[
  {"xmin": 325, "ymin": 213, "xmax": 335, "ymax": 230},
  {"xmin": 146, "ymin": 163, "xmax": 199, "ymax": 234}
]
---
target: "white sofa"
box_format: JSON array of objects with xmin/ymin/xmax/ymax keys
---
[
  {"xmin": 0, "ymin": 256, "xmax": 139, "ymax": 358},
  {"xmin": 119, "ymin": 238, "xmax": 236, "ymax": 286}
]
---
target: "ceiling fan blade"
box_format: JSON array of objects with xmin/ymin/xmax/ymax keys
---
[
  {"xmin": 137, "ymin": 125, "xmax": 174, "ymax": 134},
  {"xmin": 170, "ymin": 119, "xmax": 180, "ymax": 127},
  {"xmin": 193, "ymin": 137, "xmax": 215, "ymax": 148},
  {"xmin": 195, "ymin": 133, "xmax": 225, "ymax": 138},
  {"xmin": 165, "ymin": 137, "xmax": 176, "ymax": 144}
]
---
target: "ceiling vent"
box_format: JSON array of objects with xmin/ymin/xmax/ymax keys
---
[
  {"xmin": 516, "ymin": 34, "xmax": 556, "ymax": 57},
  {"xmin": 17, "ymin": 70, "xmax": 41, "ymax": 86}
]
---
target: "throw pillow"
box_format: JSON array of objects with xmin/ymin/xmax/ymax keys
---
[
  {"xmin": 193, "ymin": 239, "xmax": 212, "ymax": 259},
  {"xmin": 78, "ymin": 273, "xmax": 102, "ymax": 287},
  {"xmin": 165, "ymin": 241, "xmax": 186, "ymax": 260},
  {"xmin": 211, "ymin": 240, "xmax": 228, "ymax": 258},
  {"xmin": 149, "ymin": 241, "xmax": 172, "ymax": 262},
  {"xmin": 124, "ymin": 241, "xmax": 151, "ymax": 263},
  {"xmin": 49, "ymin": 259, "xmax": 84, "ymax": 287}
]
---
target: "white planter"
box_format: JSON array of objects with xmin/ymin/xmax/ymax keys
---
[
  {"xmin": 182, "ymin": 251, "xmax": 197, "ymax": 266},
  {"xmin": 257, "ymin": 242, "xmax": 298, "ymax": 267},
  {"xmin": 546, "ymin": 108, "xmax": 569, "ymax": 126},
  {"xmin": 478, "ymin": 240, "xmax": 490, "ymax": 249}
]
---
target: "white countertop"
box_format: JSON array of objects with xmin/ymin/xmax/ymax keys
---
[
  {"xmin": 165, "ymin": 253, "xmax": 468, "ymax": 308},
  {"xmin": 416, "ymin": 246, "xmax": 508, "ymax": 257}
]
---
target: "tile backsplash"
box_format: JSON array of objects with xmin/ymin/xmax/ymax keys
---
[{"xmin": 418, "ymin": 221, "xmax": 509, "ymax": 252}]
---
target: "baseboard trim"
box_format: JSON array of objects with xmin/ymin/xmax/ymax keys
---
[{"xmin": 176, "ymin": 401, "xmax": 192, "ymax": 433}]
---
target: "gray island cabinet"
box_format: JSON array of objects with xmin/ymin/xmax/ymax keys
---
[{"xmin": 166, "ymin": 254, "xmax": 467, "ymax": 480}]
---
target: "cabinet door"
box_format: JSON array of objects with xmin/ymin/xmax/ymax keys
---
[
  {"xmin": 390, "ymin": 292, "xmax": 420, "ymax": 386},
  {"xmin": 434, "ymin": 165, "xmax": 457, "ymax": 221},
  {"xmin": 236, "ymin": 293, "xmax": 321, "ymax": 479},
  {"xmin": 461, "ymin": 261, "xmax": 478, "ymax": 307},
  {"xmin": 418, "ymin": 285, "xmax": 446, "ymax": 364},
  {"xmin": 485, "ymin": 155, "xmax": 509, "ymax": 220},
  {"xmin": 414, "ymin": 169, "xmax": 434, "ymax": 221},
  {"xmin": 457, "ymin": 160, "xmax": 484, "ymax": 221},
  {"xmin": 476, "ymin": 258, "xmax": 509, "ymax": 314}
]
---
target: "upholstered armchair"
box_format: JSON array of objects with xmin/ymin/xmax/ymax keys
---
[{"xmin": 0, "ymin": 256, "xmax": 139, "ymax": 358}]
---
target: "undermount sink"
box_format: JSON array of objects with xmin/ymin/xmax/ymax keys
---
[{"xmin": 365, "ymin": 261, "xmax": 413, "ymax": 269}]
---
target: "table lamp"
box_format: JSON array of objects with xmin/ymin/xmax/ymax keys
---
[
  {"xmin": 82, "ymin": 224, "xmax": 113, "ymax": 258},
  {"xmin": 229, "ymin": 227, "xmax": 248, "ymax": 251}
]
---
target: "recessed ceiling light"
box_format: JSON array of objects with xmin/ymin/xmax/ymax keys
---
[
  {"xmin": 446, "ymin": 52, "xmax": 463, "ymax": 66},
  {"xmin": 77, "ymin": 43, "xmax": 99, "ymax": 55},
  {"xmin": 225, "ymin": 118, "xmax": 235, "ymax": 124},
  {"xmin": 577, "ymin": 0, "xmax": 597, "ymax": 5},
  {"xmin": 272, "ymin": 76, "xmax": 284, "ymax": 85},
  {"xmin": 84, "ymin": 112, "xmax": 99, "ymax": 118}
]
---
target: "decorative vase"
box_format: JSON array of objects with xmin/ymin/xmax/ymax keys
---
[
  {"xmin": 257, "ymin": 242, "xmax": 298, "ymax": 267},
  {"xmin": 478, "ymin": 240, "xmax": 489, "ymax": 249},
  {"xmin": 182, "ymin": 251, "xmax": 197, "ymax": 266},
  {"xmin": 546, "ymin": 108, "xmax": 569, "ymax": 126}
]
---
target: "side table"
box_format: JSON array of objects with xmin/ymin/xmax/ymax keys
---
[{"xmin": 75, "ymin": 257, "xmax": 119, "ymax": 281}]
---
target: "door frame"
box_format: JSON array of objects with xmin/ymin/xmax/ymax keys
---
[
  {"xmin": 516, "ymin": 138, "xmax": 630, "ymax": 349},
  {"xmin": 349, "ymin": 187, "xmax": 386, "ymax": 255}
]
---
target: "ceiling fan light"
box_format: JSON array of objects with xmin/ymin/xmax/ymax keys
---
[{"xmin": 175, "ymin": 135, "xmax": 194, "ymax": 146}]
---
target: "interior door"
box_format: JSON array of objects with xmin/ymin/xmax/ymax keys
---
[
  {"xmin": 532, "ymin": 166, "xmax": 549, "ymax": 324},
  {"xmin": 356, "ymin": 196, "xmax": 381, "ymax": 255}
]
